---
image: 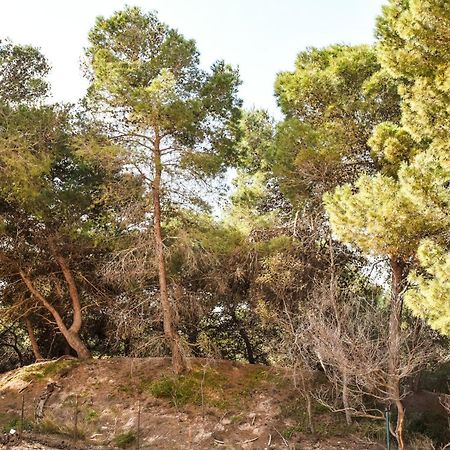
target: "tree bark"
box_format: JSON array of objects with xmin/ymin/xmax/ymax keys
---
[
  {"xmin": 20, "ymin": 271, "xmax": 91, "ymax": 360},
  {"xmin": 24, "ymin": 316, "xmax": 43, "ymax": 361},
  {"xmin": 152, "ymin": 134, "xmax": 186, "ymax": 374},
  {"xmin": 48, "ymin": 238, "xmax": 83, "ymax": 334},
  {"xmin": 388, "ymin": 256, "xmax": 407, "ymax": 450}
]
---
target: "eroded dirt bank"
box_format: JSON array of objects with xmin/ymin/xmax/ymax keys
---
[{"xmin": 0, "ymin": 358, "xmax": 383, "ymax": 449}]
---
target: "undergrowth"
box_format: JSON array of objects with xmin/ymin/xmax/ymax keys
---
[{"xmin": 143, "ymin": 364, "xmax": 276, "ymax": 410}]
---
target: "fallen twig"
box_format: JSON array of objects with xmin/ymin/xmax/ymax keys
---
[
  {"xmin": 240, "ymin": 436, "xmax": 259, "ymax": 444},
  {"xmin": 273, "ymin": 427, "xmax": 289, "ymax": 447}
]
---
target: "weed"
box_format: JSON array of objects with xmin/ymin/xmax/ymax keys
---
[
  {"xmin": 37, "ymin": 416, "xmax": 85, "ymax": 439},
  {"xmin": 85, "ymin": 408, "xmax": 99, "ymax": 422},
  {"xmin": 143, "ymin": 366, "xmax": 229, "ymax": 409},
  {"xmin": 407, "ymin": 433, "xmax": 436, "ymax": 450},
  {"xmin": 37, "ymin": 417, "xmax": 67, "ymax": 435},
  {"xmin": 0, "ymin": 414, "xmax": 34, "ymax": 433},
  {"xmin": 282, "ymin": 423, "xmax": 307, "ymax": 439},
  {"xmin": 114, "ymin": 431, "xmax": 137, "ymax": 448}
]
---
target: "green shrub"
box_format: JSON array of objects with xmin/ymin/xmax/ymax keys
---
[{"xmin": 114, "ymin": 431, "xmax": 136, "ymax": 448}]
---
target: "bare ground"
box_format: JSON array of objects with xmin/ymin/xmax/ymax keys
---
[{"xmin": 0, "ymin": 357, "xmax": 383, "ymax": 449}]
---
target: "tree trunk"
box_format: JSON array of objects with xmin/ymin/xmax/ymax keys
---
[
  {"xmin": 229, "ymin": 308, "xmax": 256, "ymax": 364},
  {"xmin": 388, "ymin": 256, "xmax": 407, "ymax": 450},
  {"xmin": 238, "ymin": 327, "xmax": 256, "ymax": 364},
  {"xmin": 24, "ymin": 316, "xmax": 43, "ymax": 361},
  {"xmin": 48, "ymin": 238, "xmax": 83, "ymax": 334},
  {"xmin": 20, "ymin": 271, "xmax": 91, "ymax": 360},
  {"xmin": 152, "ymin": 135, "xmax": 186, "ymax": 374},
  {"xmin": 342, "ymin": 370, "xmax": 352, "ymax": 426},
  {"xmin": 298, "ymin": 371, "xmax": 315, "ymax": 434}
]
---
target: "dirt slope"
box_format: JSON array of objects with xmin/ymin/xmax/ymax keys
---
[{"xmin": 0, "ymin": 357, "xmax": 383, "ymax": 449}]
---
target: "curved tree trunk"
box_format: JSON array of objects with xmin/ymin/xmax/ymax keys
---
[
  {"xmin": 24, "ymin": 316, "xmax": 43, "ymax": 361},
  {"xmin": 152, "ymin": 135, "xmax": 186, "ymax": 374},
  {"xmin": 48, "ymin": 238, "xmax": 83, "ymax": 334},
  {"xmin": 20, "ymin": 271, "xmax": 91, "ymax": 360},
  {"xmin": 229, "ymin": 308, "xmax": 256, "ymax": 364},
  {"xmin": 388, "ymin": 256, "xmax": 407, "ymax": 450}
]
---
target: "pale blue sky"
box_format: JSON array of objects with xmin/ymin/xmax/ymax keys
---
[{"xmin": 1, "ymin": 0, "xmax": 386, "ymax": 114}]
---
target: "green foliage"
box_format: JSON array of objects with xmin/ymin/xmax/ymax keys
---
[
  {"xmin": 399, "ymin": 147, "xmax": 450, "ymax": 226},
  {"xmin": 0, "ymin": 39, "xmax": 49, "ymax": 104},
  {"xmin": 274, "ymin": 44, "xmax": 400, "ymax": 205},
  {"xmin": 144, "ymin": 365, "xmax": 275, "ymax": 410},
  {"xmin": 84, "ymin": 408, "xmax": 99, "ymax": 422},
  {"xmin": 324, "ymin": 174, "xmax": 427, "ymax": 258},
  {"xmin": 0, "ymin": 105, "xmax": 64, "ymax": 206},
  {"xmin": 376, "ymin": 0, "xmax": 450, "ymax": 144},
  {"xmin": 374, "ymin": 0, "xmax": 450, "ymax": 334},
  {"xmin": 406, "ymin": 240, "xmax": 450, "ymax": 335},
  {"xmin": 237, "ymin": 109, "xmax": 274, "ymax": 173},
  {"xmin": 114, "ymin": 431, "xmax": 137, "ymax": 448},
  {"xmin": 369, "ymin": 122, "xmax": 418, "ymax": 176},
  {"xmin": 86, "ymin": 6, "xmax": 242, "ymax": 182}
]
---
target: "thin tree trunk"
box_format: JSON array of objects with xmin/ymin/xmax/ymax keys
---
[
  {"xmin": 388, "ymin": 256, "xmax": 407, "ymax": 450},
  {"xmin": 229, "ymin": 309, "xmax": 256, "ymax": 364},
  {"xmin": 3, "ymin": 331, "xmax": 24, "ymax": 366},
  {"xmin": 330, "ymin": 237, "xmax": 352, "ymax": 425},
  {"xmin": 152, "ymin": 134, "xmax": 186, "ymax": 374},
  {"xmin": 238, "ymin": 327, "xmax": 255, "ymax": 364},
  {"xmin": 20, "ymin": 271, "xmax": 91, "ymax": 360},
  {"xmin": 305, "ymin": 392, "xmax": 315, "ymax": 434},
  {"xmin": 342, "ymin": 370, "xmax": 352, "ymax": 426},
  {"xmin": 24, "ymin": 316, "xmax": 43, "ymax": 361},
  {"xmin": 48, "ymin": 238, "xmax": 82, "ymax": 334},
  {"xmin": 299, "ymin": 371, "xmax": 315, "ymax": 433}
]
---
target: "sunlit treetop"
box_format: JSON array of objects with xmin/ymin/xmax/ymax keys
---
[
  {"xmin": 272, "ymin": 45, "xmax": 400, "ymax": 206},
  {"xmin": 376, "ymin": 0, "xmax": 450, "ymax": 144},
  {"xmin": 0, "ymin": 39, "xmax": 49, "ymax": 104},
  {"xmin": 85, "ymin": 6, "xmax": 242, "ymax": 180}
]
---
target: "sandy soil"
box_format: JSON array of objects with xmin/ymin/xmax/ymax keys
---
[{"xmin": 0, "ymin": 358, "xmax": 384, "ymax": 449}]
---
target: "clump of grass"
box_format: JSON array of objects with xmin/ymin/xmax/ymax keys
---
[
  {"xmin": 355, "ymin": 420, "xmax": 385, "ymax": 442},
  {"xmin": 144, "ymin": 364, "xmax": 277, "ymax": 410},
  {"xmin": 36, "ymin": 416, "xmax": 85, "ymax": 439},
  {"xmin": 280, "ymin": 397, "xmax": 309, "ymax": 423},
  {"xmin": 282, "ymin": 423, "xmax": 307, "ymax": 439},
  {"xmin": 0, "ymin": 414, "xmax": 34, "ymax": 433},
  {"xmin": 85, "ymin": 408, "xmax": 99, "ymax": 422},
  {"xmin": 406, "ymin": 433, "xmax": 436, "ymax": 450},
  {"xmin": 143, "ymin": 366, "xmax": 229, "ymax": 409},
  {"xmin": 146, "ymin": 373, "xmax": 203, "ymax": 408},
  {"xmin": 37, "ymin": 417, "xmax": 67, "ymax": 435},
  {"xmin": 114, "ymin": 431, "xmax": 136, "ymax": 448}
]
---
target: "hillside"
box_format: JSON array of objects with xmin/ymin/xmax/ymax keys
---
[{"xmin": 0, "ymin": 358, "xmax": 384, "ymax": 449}]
